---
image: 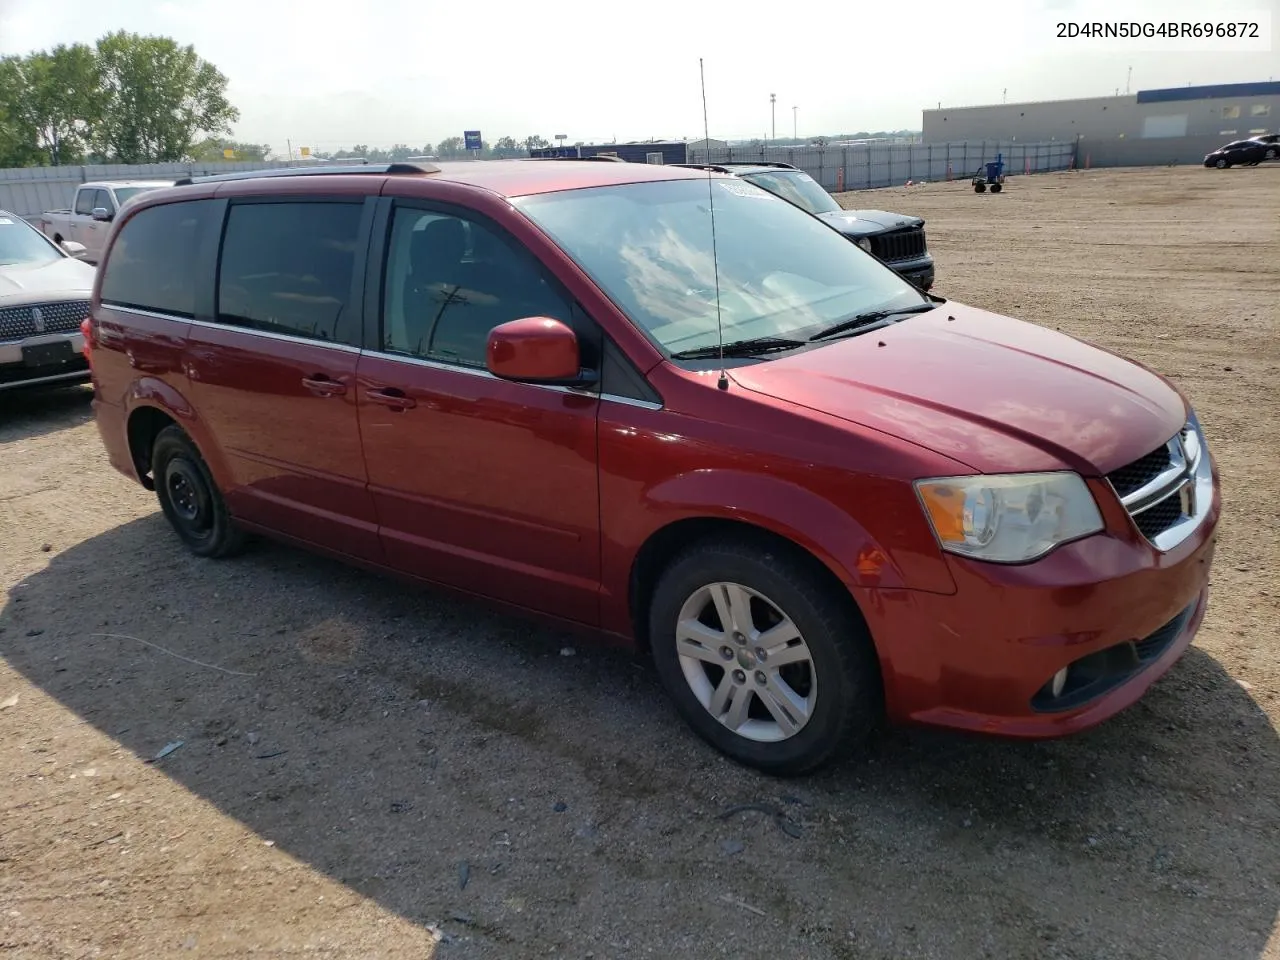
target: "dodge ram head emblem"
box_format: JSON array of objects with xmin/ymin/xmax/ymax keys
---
[{"xmin": 31, "ymin": 307, "xmax": 44, "ymax": 333}]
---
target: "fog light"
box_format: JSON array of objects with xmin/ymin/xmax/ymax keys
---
[{"xmin": 1050, "ymin": 667, "xmax": 1069, "ymax": 698}]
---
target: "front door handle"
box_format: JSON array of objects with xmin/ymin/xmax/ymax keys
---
[
  {"xmin": 366, "ymin": 387, "xmax": 417, "ymax": 411},
  {"xmin": 301, "ymin": 375, "xmax": 347, "ymax": 397}
]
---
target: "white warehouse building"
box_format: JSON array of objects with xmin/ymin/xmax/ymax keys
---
[{"xmin": 922, "ymin": 81, "xmax": 1280, "ymax": 167}]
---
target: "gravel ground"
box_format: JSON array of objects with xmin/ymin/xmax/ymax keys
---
[{"xmin": 1, "ymin": 165, "xmax": 1278, "ymax": 960}]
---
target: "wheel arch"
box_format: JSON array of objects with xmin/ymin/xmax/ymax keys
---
[
  {"xmin": 126, "ymin": 405, "xmax": 178, "ymax": 489},
  {"xmin": 628, "ymin": 517, "xmax": 870, "ymax": 656},
  {"xmin": 123, "ymin": 378, "xmax": 225, "ymax": 491}
]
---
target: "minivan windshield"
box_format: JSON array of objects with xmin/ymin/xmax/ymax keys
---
[
  {"xmin": 515, "ymin": 178, "xmax": 925, "ymax": 356},
  {"xmin": 741, "ymin": 170, "xmax": 842, "ymax": 216},
  {"xmin": 0, "ymin": 215, "xmax": 61, "ymax": 266}
]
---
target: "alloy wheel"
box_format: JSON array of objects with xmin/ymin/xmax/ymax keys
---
[{"xmin": 674, "ymin": 581, "xmax": 817, "ymax": 742}]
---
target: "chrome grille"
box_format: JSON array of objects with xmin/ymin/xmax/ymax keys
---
[
  {"xmin": 0, "ymin": 300, "xmax": 91, "ymax": 341},
  {"xmin": 1107, "ymin": 421, "xmax": 1211, "ymax": 551},
  {"xmin": 869, "ymin": 227, "xmax": 927, "ymax": 263},
  {"xmin": 1107, "ymin": 445, "xmax": 1172, "ymax": 498}
]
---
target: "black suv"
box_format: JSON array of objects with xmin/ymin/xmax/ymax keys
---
[{"xmin": 675, "ymin": 161, "xmax": 935, "ymax": 290}]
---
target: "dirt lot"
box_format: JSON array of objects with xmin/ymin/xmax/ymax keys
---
[{"xmin": 2, "ymin": 165, "xmax": 1278, "ymax": 959}]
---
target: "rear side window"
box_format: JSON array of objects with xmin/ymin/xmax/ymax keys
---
[
  {"xmin": 100, "ymin": 200, "xmax": 214, "ymax": 317},
  {"xmin": 217, "ymin": 202, "xmax": 363, "ymax": 347}
]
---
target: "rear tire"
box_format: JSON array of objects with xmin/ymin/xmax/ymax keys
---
[
  {"xmin": 991, "ymin": 182, "xmax": 1003, "ymax": 193},
  {"xmin": 974, "ymin": 182, "xmax": 986, "ymax": 193},
  {"xmin": 151, "ymin": 425, "xmax": 246, "ymax": 558},
  {"xmin": 649, "ymin": 537, "xmax": 883, "ymax": 776}
]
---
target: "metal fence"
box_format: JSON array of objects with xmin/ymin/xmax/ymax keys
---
[
  {"xmin": 0, "ymin": 139, "xmax": 1081, "ymax": 218},
  {"xmin": 0, "ymin": 160, "xmax": 294, "ymax": 219},
  {"xmin": 688, "ymin": 140, "xmax": 1078, "ymax": 191}
]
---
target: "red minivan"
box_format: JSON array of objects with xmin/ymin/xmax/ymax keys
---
[{"xmin": 85, "ymin": 161, "xmax": 1219, "ymax": 774}]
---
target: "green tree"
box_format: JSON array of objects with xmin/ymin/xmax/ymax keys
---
[
  {"xmin": 437, "ymin": 136, "xmax": 464, "ymax": 157},
  {"xmin": 0, "ymin": 102, "xmax": 40, "ymax": 167},
  {"xmin": 190, "ymin": 137, "xmax": 270, "ymax": 161},
  {"xmin": 523, "ymin": 134, "xmax": 549, "ymax": 151},
  {"xmin": 491, "ymin": 136, "xmax": 522, "ymax": 158},
  {"xmin": 0, "ymin": 46, "xmax": 100, "ymax": 165},
  {"xmin": 94, "ymin": 31, "xmax": 238, "ymax": 163}
]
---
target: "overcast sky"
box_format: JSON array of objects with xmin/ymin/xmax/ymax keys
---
[{"xmin": 1, "ymin": 0, "xmax": 1276, "ymax": 152}]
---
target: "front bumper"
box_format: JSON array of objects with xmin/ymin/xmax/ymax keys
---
[
  {"xmin": 864, "ymin": 489, "xmax": 1219, "ymax": 738},
  {"xmin": 890, "ymin": 257, "xmax": 935, "ymax": 291},
  {"xmin": 0, "ymin": 332, "xmax": 89, "ymax": 391}
]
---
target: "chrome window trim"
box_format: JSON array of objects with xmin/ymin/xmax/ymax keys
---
[
  {"xmin": 601, "ymin": 394, "xmax": 662, "ymax": 411},
  {"xmin": 361, "ymin": 349, "xmax": 663, "ymax": 409},
  {"xmin": 102, "ymin": 304, "xmax": 192, "ymax": 324},
  {"xmin": 187, "ymin": 317, "xmax": 363, "ymax": 354},
  {"xmin": 364, "ymin": 349, "xmax": 497, "ymax": 378}
]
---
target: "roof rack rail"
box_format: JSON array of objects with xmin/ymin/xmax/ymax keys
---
[
  {"xmin": 523, "ymin": 155, "xmax": 629, "ymax": 163},
  {"xmin": 172, "ymin": 161, "xmax": 439, "ymax": 187},
  {"xmin": 670, "ymin": 162, "xmax": 733, "ymax": 173},
  {"xmin": 713, "ymin": 161, "xmax": 798, "ymax": 170}
]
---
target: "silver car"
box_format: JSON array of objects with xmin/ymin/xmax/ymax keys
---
[{"xmin": 0, "ymin": 212, "xmax": 95, "ymax": 391}]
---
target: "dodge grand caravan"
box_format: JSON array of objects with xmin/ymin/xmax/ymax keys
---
[{"xmin": 84, "ymin": 161, "xmax": 1219, "ymax": 775}]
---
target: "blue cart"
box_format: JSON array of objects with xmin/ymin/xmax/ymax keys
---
[{"xmin": 972, "ymin": 154, "xmax": 1005, "ymax": 193}]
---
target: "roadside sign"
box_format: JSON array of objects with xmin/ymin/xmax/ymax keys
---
[
  {"xmin": 299, "ymin": 146, "xmax": 311, "ymax": 157},
  {"xmin": 223, "ymin": 148, "xmax": 235, "ymax": 159},
  {"xmin": 464, "ymin": 131, "xmax": 483, "ymax": 151}
]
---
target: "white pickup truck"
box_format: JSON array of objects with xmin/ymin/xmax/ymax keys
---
[{"xmin": 39, "ymin": 180, "xmax": 172, "ymax": 263}]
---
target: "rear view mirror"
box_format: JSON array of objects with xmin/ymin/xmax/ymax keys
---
[
  {"xmin": 91, "ymin": 207, "xmax": 113, "ymax": 222},
  {"xmin": 60, "ymin": 240, "xmax": 88, "ymax": 259},
  {"xmin": 486, "ymin": 317, "xmax": 593, "ymax": 386}
]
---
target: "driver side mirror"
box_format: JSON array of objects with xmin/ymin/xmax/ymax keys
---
[
  {"xmin": 60, "ymin": 240, "xmax": 88, "ymax": 259},
  {"xmin": 91, "ymin": 207, "xmax": 113, "ymax": 222},
  {"xmin": 486, "ymin": 317, "xmax": 596, "ymax": 386}
]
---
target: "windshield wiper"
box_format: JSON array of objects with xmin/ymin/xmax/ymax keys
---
[
  {"xmin": 808, "ymin": 303, "xmax": 938, "ymax": 341},
  {"xmin": 670, "ymin": 336, "xmax": 807, "ymax": 360}
]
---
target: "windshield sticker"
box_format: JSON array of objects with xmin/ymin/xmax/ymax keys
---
[{"xmin": 717, "ymin": 180, "xmax": 769, "ymax": 199}]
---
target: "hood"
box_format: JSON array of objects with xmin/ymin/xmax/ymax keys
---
[
  {"xmin": 727, "ymin": 302, "xmax": 1186, "ymax": 476},
  {"xmin": 0, "ymin": 257, "xmax": 96, "ymax": 308},
  {"xmin": 817, "ymin": 209, "xmax": 924, "ymax": 237}
]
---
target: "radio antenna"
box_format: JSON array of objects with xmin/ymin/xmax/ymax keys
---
[{"xmin": 699, "ymin": 58, "xmax": 729, "ymax": 391}]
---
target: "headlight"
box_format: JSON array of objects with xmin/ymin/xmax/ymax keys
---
[
  {"xmin": 853, "ymin": 236, "xmax": 871, "ymax": 252},
  {"xmin": 914, "ymin": 472, "xmax": 1104, "ymax": 563}
]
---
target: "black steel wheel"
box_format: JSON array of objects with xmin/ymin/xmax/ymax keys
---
[{"xmin": 151, "ymin": 425, "xmax": 246, "ymax": 558}]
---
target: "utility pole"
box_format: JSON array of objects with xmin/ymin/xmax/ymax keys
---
[
  {"xmin": 1126, "ymin": 65, "xmax": 1132, "ymax": 94},
  {"xmin": 770, "ymin": 93, "xmax": 776, "ymax": 141},
  {"xmin": 792, "ymin": 105, "xmax": 798, "ymax": 139}
]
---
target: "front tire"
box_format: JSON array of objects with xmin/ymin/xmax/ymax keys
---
[
  {"xmin": 649, "ymin": 537, "xmax": 883, "ymax": 776},
  {"xmin": 151, "ymin": 425, "xmax": 246, "ymax": 558},
  {"xmin": 1215, "ymin": 158, "xmax": 1228, "ymax": 168}
]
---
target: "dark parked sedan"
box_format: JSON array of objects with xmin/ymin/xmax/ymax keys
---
[
  {"xmin": 1248, "ymin": 134, "xmax": 1279, "ymax": 160},
  {"xmin": 1204, "ymin": 139, "xmax": 1269, "ymax": 168}
]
